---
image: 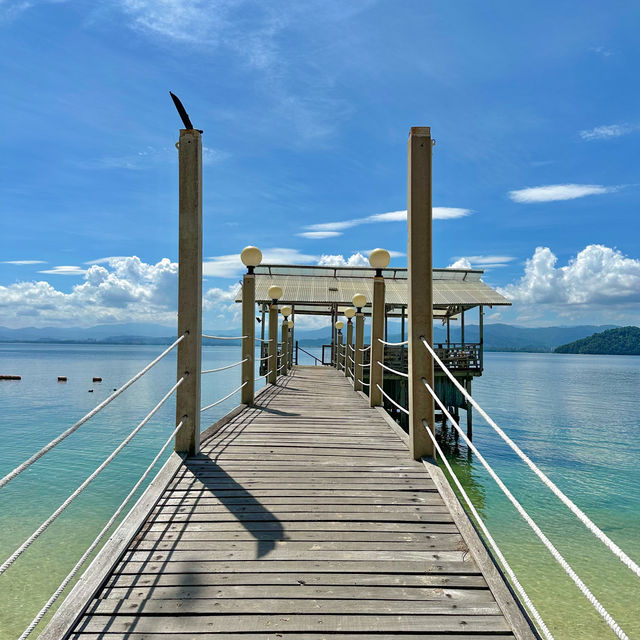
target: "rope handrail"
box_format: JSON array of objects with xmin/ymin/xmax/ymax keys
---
[
  {"xmin": 0, "ymin": 334, "xmax": 185, "ymax": 491},
  {"xmin": 348, "ymin": 344, "xmax": 355, "ymax": 351},
  {"xmin": 419, "ymin": 415, "xmax": 553, "ymax": 640},
  {"xmin": 259, "ymin": 355, "xmax": 270, "ymax": 361},
  {"xmin": 0, "ymin": 376, "xmax": 185, "ymax": 577},
  {"xmin": 357, "ymin": 361, "xmax": 370, "ymax": 368},
  {"xmin": 277, "ymin": 364, "xmax": 285, "ymax": 372},
  {"xmin": 347, "ymin": 355, "xmax": 355, "ymax": 364},
  {"xmin": 201, "ymin": 381, "xmax": 248, "ymax": 413},
  {"xmin": 377, "ymin": 360, "xmax": 408, "ymax": 378},
  {"xmin": 378, "ymin": 338, "xmax": 408, "ymax": 346},
  {"xmin": 202, "ymin": 334, "xmax": 247, "ymax": 340},
  {"xmin": 375, "ymin": 384, "xmax": 409, "ymax": 416},
  {"xmin": 19, "ymin": 419, "xmax": 185, "ymax": 639},
  {"xmin": 255, "ymin": 370, "xmax": 272, "ymax": 381},
  {"xmin": 359, "ymin": 345, "xmax": 371, "ymax": 352},
  {"xmin": 255, "ymin": 337, "xmax": 269, "ymax": 343},
  {"xmin": 201, "ymin": 358, "xmax": 248, "ymax": 375},
  {"xmin": 421, "ymin": 379, "xmax": 627, "ymax": 640},
  {"xmin": 361, "ymin": 380, "xmax": 370, "ymax": 386},
  {"xmin": 420, "ymin": 336, "xmax": 640, "ymax": 581}
]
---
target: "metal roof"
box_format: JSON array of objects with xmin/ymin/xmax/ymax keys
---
[{"xmin": 235, "ymin": 264, "xmax": 510, "ymax": 315}]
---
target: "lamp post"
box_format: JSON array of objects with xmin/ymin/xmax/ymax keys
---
[
  {"xmin": 369, "ymin": 248, "xmax": 390, "ymax": 407},
  {"xmin": 240, "ymin": 246, "xmax": 262, "ymax": 405},
  {"xmin": 280, "ymin": 305, "xmax": 292, "ymax": 376},
  {"xmin": 352, "ymin": 293, "xmax": 366, "ymax": 392},
  {"xmin": 335, "ymin": 321, "xmax": 344, "ymax": 371},
  {"xmin": 267, "ymin": 285, "xmax": 282, "ymax": 384},
  {"xmin": 344, "ymin": 308, "xmax": 355, "ymax": 379}
]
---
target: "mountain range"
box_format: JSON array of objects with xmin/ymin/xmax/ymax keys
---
[{"xmin": 0, "ymin": 323, "xmax": 624, "ymax": 353}]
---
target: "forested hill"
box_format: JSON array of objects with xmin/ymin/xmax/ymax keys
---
[{"xmin": 554, "ymin": 326, "xmax": 640, "ymax": 355}]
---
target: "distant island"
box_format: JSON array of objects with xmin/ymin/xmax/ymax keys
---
[{"xmin": 555, "ymin": 326, "xmax": 640, "ymax": 355}]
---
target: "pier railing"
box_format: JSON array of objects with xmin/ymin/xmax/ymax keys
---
[{"xmin": 329, "ymin": 126, "xmax": 638, "ymax": 640}]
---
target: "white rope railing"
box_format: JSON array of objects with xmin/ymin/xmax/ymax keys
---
[
  {"xmin": 18, "ymin": 419, "xmax": 185, "ymax": 639},
  {"xmin": 378, "ymin": 360, "xmax": 408, "ymax": 378},
  {"xmin": 419, "ymin": 412, "xmax": 554, "ymax": 640},
  {"xmin": 375, "ymin": 383, "xmax": 409, "ymax": 416},
  {"xmin": 421, "ymin": 378, "xmax": 627, "ymax": 640},
  {"xmin": 0, "ymin": 376, "xmax": 185, "ymax": 577},
  {"xmin": 357, "ymin": 361, "xmax": 370, "ymax": 368},
  {"xmin": 361, "ymin": 380, "xmax": 370, "ymax": 386},
  {"xmin": 255, "ymin": 370, "xmax": 272, "ymax": 381},
  {"xmin": 202, "ymin": 334, "xmax": 247, "ymax": 340},
  {"xmin": 0, "ymin": 335, "xmax": 185, "ymax": 491},
  {"xmin": 201, "ymin": 358, "xmax": 248, "ymax": 374},
  {"xmin": 420, "ymin": 336, "xmax": 640, "ymax": 582},
  {"xmin": 255, "ymin": 337, "xmax": 269, "ymax": 343},
  {"xmin": 347, "ymin": 355, "xmax": 355, "ymax": 364},
  {"xmin": 378, "ymin": 338, "xmax": 408, "ymax": 346},
  {"xmin": 277, "ymin": 364, "xmax": 286, "ymax": 373},
  {"xmin": 201, "ymin": 381, "xmax": 248, "ymax": 413},
  {"xmin": 359, "ymin": 345, "xmax": 371, "ymax": 352},
  {"xmin": 259, "ymin": 355, "xmax": 270, "ymax": 361}
]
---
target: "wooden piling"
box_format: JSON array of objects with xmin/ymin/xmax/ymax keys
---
[
  {"xmin": 345, "ymin": 319, "xmax": 353, "ymax": 378},
  {"xmin": 175, "ymin": 128, "xmax": 202, "ymax": 456},
  {"xmin": 369, "ymin": 276, "xmax": 385, "ymax": 407},
  {"xmin": 241, "ymin": 273, "xmax": 255, "ymax": 405},
  {"xmin": 407, "ymin": 126, "xmax": 434, "ymax": 459},
  {"xmin": 268, "ymin": 305, "xmax": 278, "ymax": 384},
  {"xmin": 354, "ymin": 312, "xmax": 364, "ymax": 392},
  {"xmin": 281, "ymin": 319, "xmax": 289, "ymax": 376}
]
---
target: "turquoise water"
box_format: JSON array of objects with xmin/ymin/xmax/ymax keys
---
[{"xmin": 0, "ymin": 346, "xmax": 638, "ymax": 639}]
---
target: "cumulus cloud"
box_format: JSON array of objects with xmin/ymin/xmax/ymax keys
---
[
  {"xmin": 447, "ymin": 258, "xmax": 472, "ymax": 269},
  {"xmin": 317, "ymin": 252, "xmax": 369, "ymax": 267},
  {"xmin": 579, "ymin": 124, "xmax": 635, "ymax": 141},
  {"xmin": 498, "ymin": 245, "xmax": 640, "ymax": 309},
  {"xmin": 0, "ymin": 256, "xmax": 179, "ymax": 328},
  {"xmin": 303, "ymin": 207, "xmax": 472, "ymax": 236},
  {"xmin": 509, "ymin": 184, "xmax": 619, "ymax": 203}
]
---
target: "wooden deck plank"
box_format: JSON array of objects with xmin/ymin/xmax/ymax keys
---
[{"xmin": 53, "ymin": 366, "xmax": 536, "ymax": 640}]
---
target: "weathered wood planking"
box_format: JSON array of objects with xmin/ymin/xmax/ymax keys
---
[{"xmin": 48, "ymin": 366, "xmax": 537, "ymax": 639}]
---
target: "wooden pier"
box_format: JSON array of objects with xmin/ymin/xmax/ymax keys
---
[{"xmin": 44, "ymin": 366, "xmax": 536, "ymax": 639}]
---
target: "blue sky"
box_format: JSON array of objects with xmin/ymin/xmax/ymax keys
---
[{"xmin": 1, "ymin": 0, "xmax": 639, "ymax": 329}]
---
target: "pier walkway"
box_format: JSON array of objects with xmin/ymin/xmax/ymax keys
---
[{"xmin": 52, "ymin": 366, "xmax": 535, "ymax": 639}]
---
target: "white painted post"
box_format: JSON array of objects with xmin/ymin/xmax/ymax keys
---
[
  {"xmin": 407, "ymin": 126, "xmax": 435, "ymax": 459},
  {"xmin": 175, "ymin": 129, "xmax": 202, "ymax": 456}
]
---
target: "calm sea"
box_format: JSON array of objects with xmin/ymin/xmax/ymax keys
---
[{"xmin": 0, "ymin": 345, "xmax": 638, "ymax": 639}]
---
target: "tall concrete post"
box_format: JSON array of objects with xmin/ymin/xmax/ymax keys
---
[
  {"xmin": 281, "ymin": 319, "xmax": 289, "ymax": 376},
  {"xmin": 407, "ymin": 126, "xmax": 435, "ymax": 459},
  {"xmin": 241, "ymin": 273, "xmax": 255, "ymax": 405},
  {"xmin": 354, "ymin": 312, "xmax": 364, "ymax": 392},
  {"xmin": 369, "ymin": 276, "xmax": 385, "ymax": 407},
  {"xmin": 175, "ymin": 129, "xmax": 202, "ymax": 456},
  {"xmin": 268, "ymin": 304, "xmax": 278, "ymax": 384},
  {"xmin": 345, "ymin": 320, "xmax": 353, "ymax": 378}
]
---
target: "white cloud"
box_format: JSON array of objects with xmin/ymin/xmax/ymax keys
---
[
  {"xmin": 303, "ymin": 207, "xmax": 472, "ymax": 235},
  {"xmin": 203, "ymin": 248, "xmax": 319, "ymax": 278},
  {"xmin": 447, "ymin": 258, "xmax": 472, "ymax": 270},
  {"xmin": 591, "ymin": 46, "xmax": 615, "ymax": 58},
  {"xmin": 509, "ymin": 184, "xmax": 618, "ymax": 203},
  {"xmin": 579, "ymin": 124, "xmax": 634, "ymax": 141},
  {"xmin": 317, "ymin": 252, "xmax": 369, "ymax": 267},
  {"xmin": 448, "ymin": 255, "xmax": 515, "ymax": 270},
  {"xmin": 38, "ymin": 265, "xmax": 87, "ymax": 276},
  {"xmin": 0, "ymin": 256, "xmax": 179, "ymax": 328},
  {"xmin": 297, "ymin": 231, "xmax": 342, "ymax": 239},
  {"xmin": 498, "ymin": 245, "xmax": 640, "ymax": 309},
  {"xmin": 2, "ymin": 260, "xmax": 47, "ymax": 265}
]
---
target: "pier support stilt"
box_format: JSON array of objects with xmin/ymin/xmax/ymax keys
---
[
  {"xmin": 407, "ymin": 126, "xmax": 435, "ymax": 460},
  {"xmin": 175, "ymin": 128, "xmax": 202, "ymax": 457}
]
